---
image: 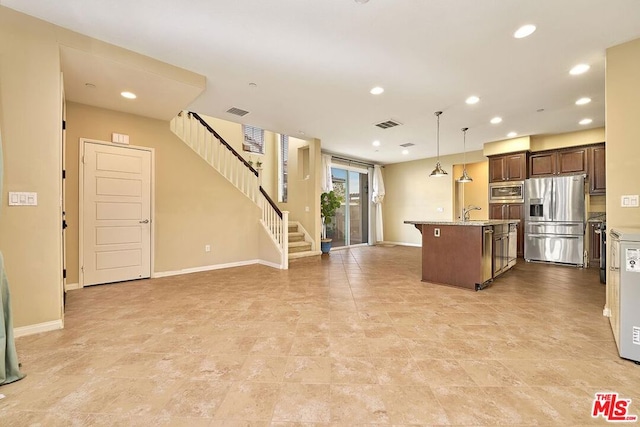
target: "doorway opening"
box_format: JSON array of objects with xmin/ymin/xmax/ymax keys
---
[{"xmin": 327, "ymin": 166, "xmax": 369, "ymax": 248}]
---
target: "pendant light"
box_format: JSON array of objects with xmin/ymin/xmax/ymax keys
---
[
  {"xmin": 457, "ymin": 127, "xmax": 473, "ymax": 183},
  {"xmin": 429, "ymin": 111, "xmax": 448, "ymax": 177}
]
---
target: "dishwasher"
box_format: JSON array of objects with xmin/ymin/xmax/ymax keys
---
[{"xmin": 481, "ymin": 226, "xmax": 494, "ymax": 287}]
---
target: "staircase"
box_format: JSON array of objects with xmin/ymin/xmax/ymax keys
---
[
  {"xmin": 170, "ymin": 111, "xmax": 289, "ymax": 269},
  {"xmin": 287, "ymin": 222, "xmax": 320, "ymax": 260}
]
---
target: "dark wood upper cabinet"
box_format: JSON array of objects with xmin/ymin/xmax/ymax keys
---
[
  {"xmin": 589, "ymin": 144, "xmax": 606, "ymax": 194},
  {"xmin": 529, "ymin": 147, "xmax": 587, "ymax": 177},
  {"xmin": 488, "ymin": 152, "xmax": 527, "ymax": 182}
]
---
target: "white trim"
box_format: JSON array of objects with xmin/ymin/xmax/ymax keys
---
[
  {"xmin": 65, "ymin": 282, "xmax": 80, "ymax": 291},
  {"xmin": 14, "ymin": 320, "xmax": 63, "ymax": 338},
  {"xmin": 603, "ymin": 306, "xmax": 611, "ymax": 317},
  {"xmin": 379, "ymin": 241, "xmax": 422, "ymax": 248},
  {"xmin": 153, "ymin": 259, "xmax": 268, "ymax": 278},
  {"xmin": 258, "ymin": 259, "xmax": 284, "ymax": 269}
]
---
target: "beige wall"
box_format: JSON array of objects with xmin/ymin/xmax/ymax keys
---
[
  {"xmin": 287, "ymin": 138, "xmax": 322, "ymax": 247},
  {"xmin": 0, "ymin": 8, "xmax": 63, "ymax": 328},
  {"xmin": 383, "ymin": 150, "xmax": 486, "ymax": 245},
  {"xmin": 605, "ymin": 38, "xmax": 640, "ymax": 231},
  {"xmin": 453, "ymin": 161, "xmax": 489, "ymax": 221},
  {"xmin": 530, "ymin": 127, "xmax": 605, "ymax": 151},
  {"xmin": 65, "ymin": 103, "xmax": 262, "ymax": 282},
  {"xmin": 483, "ymin": 136, "xmax": 531, "ymax": 157}
]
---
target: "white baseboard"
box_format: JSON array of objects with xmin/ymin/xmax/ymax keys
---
[
  {"xmin": 154, "ymin": 259, "xmax": 266, "ymax": 278},
  {"xmin": 14, "ymin": 320, "xmax": 63, "ymax": 338},
  {"xmin": 258, "ymin": 259, "xmax": 284, "ymax": 269},
  {"xmin": 380, "ymin": 241, "xmax": 422, "ymax": 248},
  {"xmin": 65, "ymin": 282, "xmax": 80, "ymax": 291}
]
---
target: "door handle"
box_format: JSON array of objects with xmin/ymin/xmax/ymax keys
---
[{"xmin": 139, "ymin": 219, "xmax": 149, "ymax": 224}]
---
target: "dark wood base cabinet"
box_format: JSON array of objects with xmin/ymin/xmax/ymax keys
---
[{"xmin": 489, "ymin": 203, "xmax": 524, "ymax": 257}]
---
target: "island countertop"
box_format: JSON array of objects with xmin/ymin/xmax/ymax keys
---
[{"xmin": 404, "ymin": 219, "xmax": 519, "ymax": 226}]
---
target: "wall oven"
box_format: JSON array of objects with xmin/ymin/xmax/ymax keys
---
[{"xmin": 489, "ymin": 181, "xmax": 524, "ymax": 204}]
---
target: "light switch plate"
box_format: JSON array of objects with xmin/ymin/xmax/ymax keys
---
[
  {"xmin": 8, "ymin": 191, "xmax": 38, "ymax": 206},
  {"xmin": 621, "ymin": 195, "xmax": 639, "ymax": 208}
]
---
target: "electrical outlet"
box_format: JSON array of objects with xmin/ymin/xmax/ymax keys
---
[
  {"xmin": 436, "ymin": 207, "xmax": 444, "ymax": 213},
  {"xmin": 205, "ymin": 244, "xmax": 211, "ymax": 252},
  {"xmin": 434, "ymin": 228, "xmax": 440, "ymax": 237},
  {"xmin": 305, "ymin": 206, "xmax": 310, "ymax": 212}
]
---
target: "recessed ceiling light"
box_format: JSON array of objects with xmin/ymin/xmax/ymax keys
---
[
  {"xmin": 579, "ymin": 118, "xmax": 593, "ymax": 125},
  {"xmin": 372, "ymin": 140, "xmax": 381, "ymax": 147},
  {"xmin": 402, "ymin": 149, "xmax": 409, "ymax": 155},
  {"xmin": 570, "ymin": 64, "xmax": 590, "ymax": 75},
  {"xmin": 490, "ymin": 117, "xmax": 503, "ymax": 124},
  {"xmin": 575, "ymin": 97, "xmax": 591, "ymax": 105},
  {"xmin": 514, "ymin": 24, "xmax": 536, "ymax": 39},
  {"xmin": 355, "ymin": 0, "xmax": 369, "ymax": 3},
  {"xmin": 121, "ymin": 91, "xmax": 137, "ymax": 99},
  {"xmin": 536, "ymin": 108, "xmax": 545, "ymax": 113},
  {"xmin": 507, "ymin": 132, "xmax": 518, "ymax": 138},
  {"xmin": 370, "ymin": 86, "xmax": 384, "ymax": 95},
  {"xmin": 465, "ymin": 96, "xmax": 480, "ymax": 105}
]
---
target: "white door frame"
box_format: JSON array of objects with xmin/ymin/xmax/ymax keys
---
[{"xmin": 78, "ymin": 138, "xmax": 155, "ymax": 288}]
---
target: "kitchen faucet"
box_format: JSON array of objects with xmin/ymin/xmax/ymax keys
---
[{"xmin": 463, "ymin": 205, "xmax": 482, "ymax": 221}]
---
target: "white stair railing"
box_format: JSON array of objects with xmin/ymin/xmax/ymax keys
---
[{"xmin": 170, "ymin": 111, "xmax": 287, "ymax": 269}]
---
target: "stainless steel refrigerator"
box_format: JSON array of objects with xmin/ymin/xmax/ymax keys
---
[
  {"xmin": 524, "ymin": 175, "xmax": 586, "ymax": 266},
  {"xmin": 609, "ymin": 228, "xmax": 640, "ymax": 363}
]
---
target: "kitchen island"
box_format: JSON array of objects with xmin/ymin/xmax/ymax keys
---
[{"xmin": 405, "ymin": 220, "xmax": 519, "ymax": 291}]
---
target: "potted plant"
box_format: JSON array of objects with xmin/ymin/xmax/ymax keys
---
[{"xmin": 320, "ymin": 190, "xmax": 342, "ymax": 254}]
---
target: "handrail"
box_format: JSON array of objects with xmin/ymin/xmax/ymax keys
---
[
  {"xmin": 260, "ymin": 186, "xmax": 283, "ymax": 218},
  {"xmin": 188, "ymin": 111, "xmax": 259, "ymax": 177}
]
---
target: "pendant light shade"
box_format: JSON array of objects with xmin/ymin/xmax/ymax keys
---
[
  {"xmin": 429, "ymin": 111, "xmax": 448, "ymax": 177},
  {"xmin": 457, "ymin": 127, "xmax": 473, "ymax": 183}
]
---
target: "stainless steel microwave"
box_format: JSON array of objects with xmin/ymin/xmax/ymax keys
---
[{"xmin": 489, "ymin": 181, "xmax": 524, "ymax": 203}]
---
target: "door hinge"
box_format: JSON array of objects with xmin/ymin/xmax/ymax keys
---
[
  {"xmin": 62, "ymin": 120, "xmax": 66, "ymax": 130},
  {"xmin": 62, "ymin": 220, "xmax": 68, "ymax": 229},
  {"xmin": 63, "ymin": 269, "xmax": 67, "ymax": 279},
  {"xmin": 62, "ymin": 169, "xmax": 66, "ymax": 179}
]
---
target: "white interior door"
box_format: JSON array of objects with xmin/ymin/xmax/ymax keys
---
[{"xmin": 82, "ymin": 141, "xmax": 151, "ymax": 286}]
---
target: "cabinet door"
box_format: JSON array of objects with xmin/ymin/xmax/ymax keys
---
[
  {"xmin": 489, "ymin": 203, "xmax": 506, "ymax": 219},
  {"xmin": 489, "ymin": 157, "xmax": 506, "ymax": 182},
  {"xmin": 589, "ymin": 145, "xmax": 606, "ymax": 194},
  {"xmin": 588, "ymin": 222, "xmax": 602, "ymax": 267},
  {"xmin": 507, "ymin": 204, "xmax": 525, "ymax": 257},
  {"xmin": 558, "ymin": 148, "xmax": 588, "ymax": 175},
  {"xmin": 529, "ymin": 152, "xmax": 557, "ymax": 177},
  {"xmin": 505, "ymin": 153, "xmax": 526, "ymax": 181}
]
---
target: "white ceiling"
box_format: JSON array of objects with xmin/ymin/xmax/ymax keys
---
[{"xmin": 5, "ymin": 0, "xmax": 640, "ymax": 164}]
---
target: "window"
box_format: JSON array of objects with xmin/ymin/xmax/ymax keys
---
[
  {"xmin": 242, "ymin": 125, "xmax": 264, "ymax": 154},
  {"xmin": 278, "ymin": 134, "xmax": 289, "ymax": 202}
]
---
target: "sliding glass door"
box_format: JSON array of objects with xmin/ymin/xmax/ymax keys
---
[{"xmin": 326, "ymin": 166, "xmax": 369, "ymax": 248}]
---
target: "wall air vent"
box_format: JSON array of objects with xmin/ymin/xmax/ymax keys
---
[
  {"xmin": 374, "ymin": 119, "xmax": 402, "ymax": 129},
  {"xmin": 400, "ymin": 143, "xmax": 415, "ymax": 147},
  {"xmin": 226, "ymin": 107, "xmax": 250, "ymax": 117}
]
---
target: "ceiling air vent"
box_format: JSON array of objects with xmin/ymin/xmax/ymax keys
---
[
  {"xmin": 374, "ymin": 119, "xmax": 402, "ymax": 129},
  {"xmin": 226, "ymin": 107, "xmax": 250, "ymax": 117},
  {"xmin": 400, "ymin": 143, "xmax": 415, "ymax": 147}
]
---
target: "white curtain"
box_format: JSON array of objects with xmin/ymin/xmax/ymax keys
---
[
  {"xmin": 371, "ymin": 165, "xmax": 385, "ymax": 243},
  {"xmin": 321, "ymin": 154, "xmax": 333, "ymax": 192}
]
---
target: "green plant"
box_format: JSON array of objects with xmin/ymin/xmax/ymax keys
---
[{"xmin": 321, "ymin": 190, "xmax": 342, "ymax": 239}]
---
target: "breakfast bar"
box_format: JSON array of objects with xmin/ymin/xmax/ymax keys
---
[{"xmin": 405, "ymin": 220, "xmax": 519, "ymax": 291}]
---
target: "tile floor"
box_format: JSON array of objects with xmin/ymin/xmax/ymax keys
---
[{"xmin": 1, "ymin": 245, "xmax": 639, "ymax": 426}]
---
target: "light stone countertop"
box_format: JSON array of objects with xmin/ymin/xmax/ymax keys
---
[{"xmin": 404, "ymin": 219, "xmax": 520, "ymax": 226}]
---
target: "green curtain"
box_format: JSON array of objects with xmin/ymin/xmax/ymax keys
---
[{"xmin": 0, "ymin": 125, "xmax": 26, "ymax": 386}]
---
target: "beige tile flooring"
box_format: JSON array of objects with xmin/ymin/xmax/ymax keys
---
[{"xmin": 1, "ymin": 245, "xmax": 639, "ymax": 426}]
